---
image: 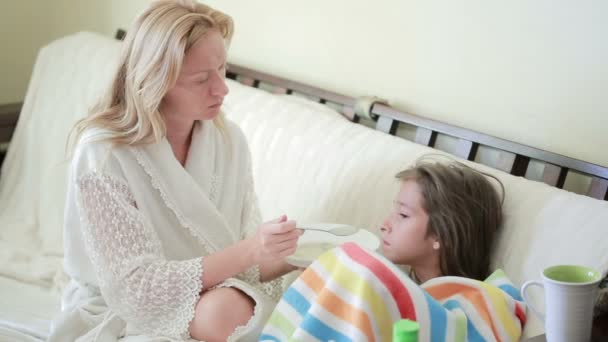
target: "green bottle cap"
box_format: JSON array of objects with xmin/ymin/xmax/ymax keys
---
[{"xmin": 393, "ymin": 319, "xmax": 419, "ymax": 342}]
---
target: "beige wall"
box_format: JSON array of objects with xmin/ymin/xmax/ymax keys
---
[
  {"xmin": 0, "ymin": 0, "xmax": 145, "ymax": 104},
  {"xmin": 0, "ymin": 1, "xmax": 53, "ymax": 104},
  {"xmin": 47, "ymin": 1, "xmax": 112, "ymax": 39},
  {"xmin": 1, "ymin": 0, "xmax": 607, "ymax": 166}
]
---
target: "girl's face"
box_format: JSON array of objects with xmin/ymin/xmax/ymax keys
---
[{"xmin": 380, "ymin": 180, "xmax": 439, "ymax": 267}]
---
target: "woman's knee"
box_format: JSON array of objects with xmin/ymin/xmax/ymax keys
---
[{"xmin": 189, "ymin": 287, "xmax": 255, "ymax": 342}]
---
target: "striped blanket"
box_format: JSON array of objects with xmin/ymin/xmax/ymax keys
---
[{"xmin": 261, "ymin": 243, "xmax": 526, "ymax": 342}]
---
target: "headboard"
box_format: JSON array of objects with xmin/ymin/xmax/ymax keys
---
[
  {"xmin": 0, "ymin": 103, "xmax": 20, "ymax": 167},
  {"xmin": 223, "ymin": 64, "xmax": 608, "ymax": 201},
  {"xmin": 1, "ymin": 28, "xmax": 606, "ymax": 202}
]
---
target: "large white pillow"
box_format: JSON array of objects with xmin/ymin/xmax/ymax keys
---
[{"xmin": 0, "ymin": 32, "xmax": 120, "ymax": 286}]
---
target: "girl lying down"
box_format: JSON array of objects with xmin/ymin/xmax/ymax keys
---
[{"xmin": 262, "ymin": 159, "xmax": 527, "ymax": 341}]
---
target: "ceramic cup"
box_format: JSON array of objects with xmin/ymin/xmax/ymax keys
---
[{"xmin": 521, "ymin": 265, "xmax": 601, "ymax": 342}]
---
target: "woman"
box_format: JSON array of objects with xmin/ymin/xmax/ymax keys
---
[{"xmin": 49, "ymin": 1, "xmax": 300, "ymax": 341}]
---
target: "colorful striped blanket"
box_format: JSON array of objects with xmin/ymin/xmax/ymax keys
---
[{"xmin": 261, "ymin": 243, "xmax": 527, "ymax": 342}]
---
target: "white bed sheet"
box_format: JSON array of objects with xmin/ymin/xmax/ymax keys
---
[{"xmin": 0, "ymin": 276, "xmax": 60, "ymax": 341}]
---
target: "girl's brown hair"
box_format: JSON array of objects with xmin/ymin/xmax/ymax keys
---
[{"xmin": 396, "ymin": 156, "xmax": 505, "ymax": 280}]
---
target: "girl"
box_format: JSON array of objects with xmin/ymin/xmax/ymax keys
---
[
  {"xmin": 262, "ymin": 159, "xmax": 520, "ymax": 342},
  {"xmin": 381, "ymin": 158, "xmax": 504, "ymax": 283}
]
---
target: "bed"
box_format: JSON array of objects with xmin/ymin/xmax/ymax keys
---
[{"xmin": 0, "ymin": 31, "xmax": 606, "ymax": 341}]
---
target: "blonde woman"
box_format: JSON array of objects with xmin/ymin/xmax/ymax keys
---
[{"xmin": 49, "ymin": 1, "xmax": 301, "ymax": 341}]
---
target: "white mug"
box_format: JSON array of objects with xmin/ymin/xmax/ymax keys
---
[{"xmin": 521, "ymin": 265, "xmax": 601, "ymax": 342}]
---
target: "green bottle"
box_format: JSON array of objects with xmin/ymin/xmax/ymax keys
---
[{"xmin": 393, "ymin": 319, "xmax": 419, "ymax": 342}]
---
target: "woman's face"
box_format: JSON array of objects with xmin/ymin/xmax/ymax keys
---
[
  {"xmin": 161, "ymin": 29, "xmax": 229, "ymax": 122},
  {"xmin": 380, "ymin": 180, "xmax": 438, "ymax": 266}
]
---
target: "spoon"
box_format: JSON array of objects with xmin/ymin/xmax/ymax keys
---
[{"xmin": 298, "ymin": 223, "xmax": 359, "ymax": 236}]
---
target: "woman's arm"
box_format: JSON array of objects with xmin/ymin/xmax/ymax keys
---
[
  {"xmin": 203, "ymin": 216, "xmax": 300, "ymax": 287},
  {"xmin": 77, "ymin": 172, "xmax": 202, "ymax": 339},
  {"xmin": 237, "ymin": 136, "xmax": 303, "ymax": 285},
  {"xmin": 258, "ymin": 257, "xmax": 299, "ymax": 282},
  {"xmin": 76, "ymin": 171, "xmax": 298, "ymax": 339}
]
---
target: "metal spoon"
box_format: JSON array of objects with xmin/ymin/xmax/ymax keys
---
[{"xmin": 298, "ymin": 223, "xmax": 359, "ymax": 236}]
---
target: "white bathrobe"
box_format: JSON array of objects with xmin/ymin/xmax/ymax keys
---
[{"xmin": 48, "ymin": 119, "xmax": 282, "ymax": 341}]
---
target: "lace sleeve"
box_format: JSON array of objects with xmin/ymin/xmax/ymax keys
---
[
  {"xmin": 77, "ymin": 171, "xmax": 203, "ymax": 339},
  {"xmin": 236, "ymin": 165, "xmax": 284, "ymax": 301}
]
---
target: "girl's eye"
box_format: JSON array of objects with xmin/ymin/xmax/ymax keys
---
[{"xmin": 399, "ymin": 213, "xmax": 409, "ymax": 219}]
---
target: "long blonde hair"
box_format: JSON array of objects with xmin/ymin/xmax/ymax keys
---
[{"xmin": 68, "ymin": 0, "xmax": 233, "ymax": 151}]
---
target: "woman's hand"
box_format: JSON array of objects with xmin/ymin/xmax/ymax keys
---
[{"xmin": 249, "ymin": 215, "xmax": 301, "ymax": 265}]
